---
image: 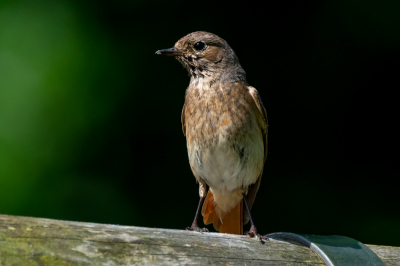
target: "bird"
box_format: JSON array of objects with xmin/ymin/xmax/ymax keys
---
[{"xmin": 155, "ymin": 31, "xmax": 268, "ymax": 239}]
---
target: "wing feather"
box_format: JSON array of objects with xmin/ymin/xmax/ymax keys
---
[{"xmin": 244, "ymin": 86, "xmax": 268, "ymax": 224}]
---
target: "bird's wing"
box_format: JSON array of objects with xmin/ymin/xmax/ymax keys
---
[
  {"xmin": 244, "ymin": 86, "xmax": 268, "ymax": 224},
  {"xmin": 248, "ymin": 86, "xmax": 268, "ymax": 162}
]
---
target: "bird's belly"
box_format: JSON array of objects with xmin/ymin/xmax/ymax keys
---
[{"xmin": 187, "ymin": 123, "xmax": 264, "ymax": 193}]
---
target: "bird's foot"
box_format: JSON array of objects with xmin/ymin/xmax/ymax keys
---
[
  {"xmin": 245, "ymin": 225, "xmax": 269, "ymax": 243},
  {"xmin": 186, "ymin": 223, "xmax": 208, "ymax": 233}
]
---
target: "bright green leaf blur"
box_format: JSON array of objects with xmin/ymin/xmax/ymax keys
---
[{"xmin": 0, "ymin": 1, "xmax": 136, "ymax": 222}]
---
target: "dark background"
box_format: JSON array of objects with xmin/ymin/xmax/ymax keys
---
[{"xmin": 1, "ymin": 0, "xmax": 399, "ymax": 246}]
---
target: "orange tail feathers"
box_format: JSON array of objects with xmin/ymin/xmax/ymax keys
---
[{"xmin": 201, "ymin": 190, "xmax": 243, "ymax": 235}]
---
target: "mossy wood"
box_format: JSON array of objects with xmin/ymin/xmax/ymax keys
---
[{"xmin": 0, "ymin": 214, "xmax": 399, "ymax": 265}]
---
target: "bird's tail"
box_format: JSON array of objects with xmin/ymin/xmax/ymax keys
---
[{"xmin": 201, "ymin": 190, "xmax": 243, "ymax": 235}]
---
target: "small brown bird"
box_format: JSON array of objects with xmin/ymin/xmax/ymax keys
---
[{"xmin": 156, "ymin": 32, "xmax": 268, "ymax": 239}]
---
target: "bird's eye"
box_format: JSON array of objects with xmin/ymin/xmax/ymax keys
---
[{"xmin": 194, "ymin": 41, "xmax": 206, "ymax": 51}]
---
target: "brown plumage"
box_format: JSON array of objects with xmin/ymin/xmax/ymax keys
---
[{"xmin": 156, "ymin": 31, "xmax": 268, "ymax": 238}]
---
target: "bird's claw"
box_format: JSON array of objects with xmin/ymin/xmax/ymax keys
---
[
  {"xmin": 186, "ymin": 224, "xmax": 209, "ymax": 233},
  {"xmin": 245, "ymin": 225, "xmax": 269, "ymax": 244}
]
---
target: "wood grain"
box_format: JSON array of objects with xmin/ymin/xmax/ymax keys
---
[{"xmin": 0, "ymin": 214, "xmax": 399, "ymax": 265}]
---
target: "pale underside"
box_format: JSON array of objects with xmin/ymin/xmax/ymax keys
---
[{"xmin": 188, "ymin": 128, "xmax": 263, "ymax": 216}]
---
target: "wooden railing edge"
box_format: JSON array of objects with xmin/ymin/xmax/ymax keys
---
[{"xmin": 0, "ymin": 214, "xmax": 399, "ymax": 265}]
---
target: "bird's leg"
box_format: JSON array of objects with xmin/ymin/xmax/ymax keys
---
[
  {"xmin": 186, "ymin": 182, "xmax": 208, "ymax": 232},
  {"xmin": 242, "ymin": 193, "xmax": 268, "ymax": 242},
  {"xmin": 185, "ymin": 196, "xmax": 208, "ymax": 232}
]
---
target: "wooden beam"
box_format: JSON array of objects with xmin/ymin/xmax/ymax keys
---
[{"xmin": 0, "ymin": 214, "xmax": 399, "ymax": 265}]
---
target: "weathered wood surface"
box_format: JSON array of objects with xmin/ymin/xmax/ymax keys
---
[{"xmin": 0, "ymin": 214, "xmax": 399, "ymax": 266}]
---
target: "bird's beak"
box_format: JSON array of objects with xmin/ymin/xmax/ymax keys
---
[{"xmin": 155, "ymin": 47, "xmax": 182, "ymax": 56}]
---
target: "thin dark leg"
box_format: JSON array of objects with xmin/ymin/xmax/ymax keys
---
[
  {"xmin": 186, "ymin": 196, "xmax": 208, "ymax": 232},
  {"xmin": 242, "ymin": 193, "xmax": 268, "ymax": 242}
]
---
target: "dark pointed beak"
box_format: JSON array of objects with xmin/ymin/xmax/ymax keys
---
[{"xmin": 155, "ymin": 47, "xmax": 182, "ymax": 56}]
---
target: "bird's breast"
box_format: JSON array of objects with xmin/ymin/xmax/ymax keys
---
[{"xmin": 184, "ymin": 81, "xmax": 256, "ymax": 146}]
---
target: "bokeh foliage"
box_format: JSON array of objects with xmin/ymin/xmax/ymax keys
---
[
  {"xmin": 0, "ymin": 0, "xmax": 134, "ymax": 223},
  {"xmin": 1, "ymin": 0, "xmax": 399, "ymax": 246}
]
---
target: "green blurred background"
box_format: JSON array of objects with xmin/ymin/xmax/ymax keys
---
[{"xmin": 1, "ymin": 0, "xmax": 399, "ymax": 246}]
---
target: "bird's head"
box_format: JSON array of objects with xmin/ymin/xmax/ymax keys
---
[{"xmin": 156, "ymin": 31, "xmax": 245, "ymax": 81}]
